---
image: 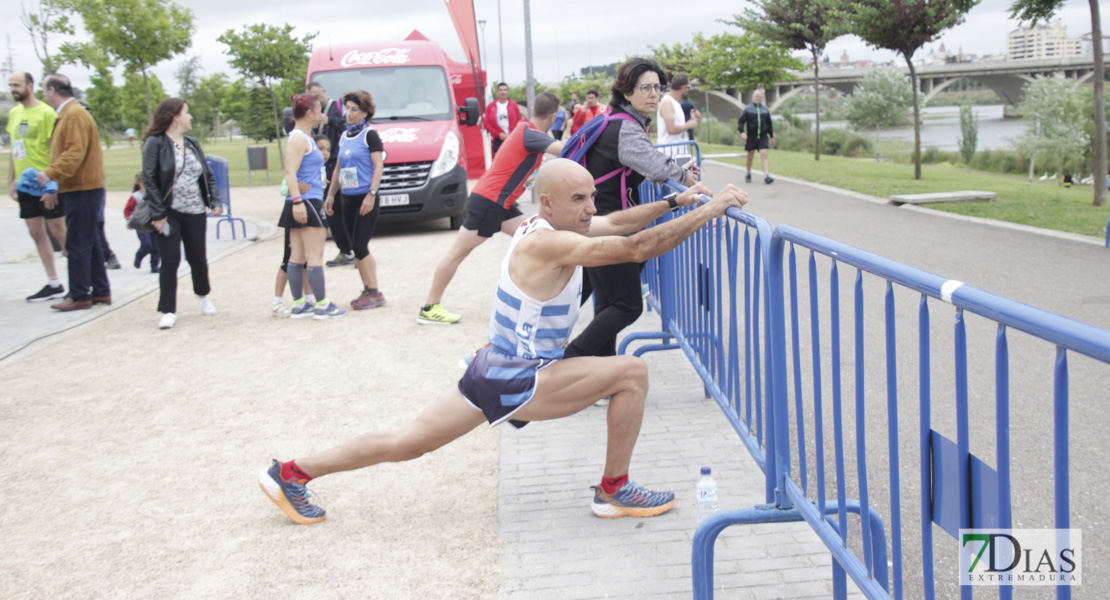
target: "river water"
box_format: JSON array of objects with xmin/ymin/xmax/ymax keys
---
[{"xmin": 796, "ymin": 105, "xmax": 1027, "ymax": 152}]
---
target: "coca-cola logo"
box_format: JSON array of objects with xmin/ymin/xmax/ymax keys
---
[
  {"xmin": 378, "ymin": 128, "xmax": 419, "ymax": 143},
  {"xmin": 449, "ymin": 73, "xmax": 462, "ymax": 84},
  {"xmin": 340, "ymin": 48, "xmax": 412, "ymax": 67}
]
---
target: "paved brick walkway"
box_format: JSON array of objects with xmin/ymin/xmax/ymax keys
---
[{"xmin": 497, "ymin": 304, "xmax": 866, "ymax": 599}]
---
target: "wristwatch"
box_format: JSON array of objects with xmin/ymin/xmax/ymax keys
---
[{"xmin": 664, "ymin": 192, "xmax": 680, "ymax": 211}]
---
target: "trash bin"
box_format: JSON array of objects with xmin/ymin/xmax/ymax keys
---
[{"xmin": 247, "ymin": 146, "xmax": 269, "ymax": 185}]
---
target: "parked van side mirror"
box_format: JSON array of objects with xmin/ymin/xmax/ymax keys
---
[{"xmin": 458, "ymin": 97, "xmax": 480, "ymax": 127}]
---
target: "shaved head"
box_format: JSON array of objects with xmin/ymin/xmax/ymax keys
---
[
  {"xmin": 535, "ymin": 158, "xmax": 592, "ymax": 199},
  {"xmin": 535, "ymin": 159, "xmax": 598, "ymax": 234}
]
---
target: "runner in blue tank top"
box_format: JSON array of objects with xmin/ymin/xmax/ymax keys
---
[
  {"xmin": 279, "ymin": 94, "xmax": 346, "ymax": 320},
  {"xmin": 324, "ymin": 90, "xmax": 386, "ymax": 310},
  {"xmin": 259, "ymin": 158, "xmax": 749, "ymax": 524}
]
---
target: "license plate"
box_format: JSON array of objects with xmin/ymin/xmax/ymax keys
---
[{"xmin": 380, "ymin": 194, "xmax": 409, "ymax": 207}]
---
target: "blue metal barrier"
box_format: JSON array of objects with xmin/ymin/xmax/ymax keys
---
[
  {"xmin": 767, "ymin": 226, "xmax": 1110, "ymax": 599},
  {"xmin": 637, "ymin": 183, "xmax": 1110, "ymax": 597},
  {"xmin": 206, "ymin": 155, "xmax": 247, "ymax": 239}
]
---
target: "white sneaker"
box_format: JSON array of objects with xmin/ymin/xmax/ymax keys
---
[
  {"xmin": 198, "ymin": 295, "xmax": 216, "ymax": 316},
  {"xmin": 272, "ymin": 303, "xmax": 291, "ymax": 318},
  {"xmin": 159, "ymin": 313, "xmax": 177, "ymax": 329}
]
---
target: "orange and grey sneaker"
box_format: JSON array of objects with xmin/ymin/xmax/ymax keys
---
[
  {"xmin": 259, "ymin": 459, "xmax": 326, "ymax": 524},
  {"xmin": 590, "ymin": 481, "xmax": 676, "ymax": 518}
]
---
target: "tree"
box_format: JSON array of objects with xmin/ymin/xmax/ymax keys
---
[
  {"xmin": 86, "ymin": 64, "xmax": 121, "ymax": 146},
  {"xmin": 556, "ymin": 72, "xmax": 614, "ymax": 106},
  {"xmin": 700, "ymin": 32, "xmax": 802, "ymax": 93},
  {"xmin": 71, "ymin": 45, "xmax": 120, "ymax": 145},
  {"xmin": 77, "ymin": 0, "xmax": 194, "ymax": 122},
  {"xmin": 844, "ymin": 66, "xmax": 913, "ymax": 160},
  {"xmin": 218, "ymin": 23, "xmax": 315, "ymax": 163},
  {"xmin": 850, "ymin": 0, "xmax": 981, "ymax": 179},
  {"xmin": 1012, "ymin": 75, "xmax": 1088, "ymax": 185},
  {"xmin": 653, "ymin": 32, "xmax": 802, "ymax": 98},
  {"xmin": 726, "ymin": 0, "xmax": 846, "ymax": 161},
  {"xmin": 175, "ymin": 54, "xmax": 202, "ymax": 100},
  {"xmin": 188, "ymin": 73, "xmax": 230, "ymax": 139},
  {"xmin": 19, "ymin": 0, "xmax": 77, "ymax": 77},
  {"xmin": 119, "ymin": 68, "xmax": 166, "ymax": 131},
  {"xmin": 1009, "ymin": 0, "xmax": 1105, "ymax": 205},
  {"xmin": 957, "ymin": 105, "xmax": 978, "ymax": 172}
]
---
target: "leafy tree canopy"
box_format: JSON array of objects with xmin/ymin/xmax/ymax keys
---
[
  {"xmin": 76, "ymin": 0, "xmax": 194, "ymax": 120},
  {"xmin": 218, "ymin": 23, "xmax": 315, "ymax": 160},
  {"xmin": 652, "ymin": 32, "xmax": 802, "ymax": 93}
]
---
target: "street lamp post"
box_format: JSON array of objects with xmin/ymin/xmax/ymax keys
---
[
  {"xmin": 478, "ymin": 20, "xmax": 487, "ymax": 81},
  {"xmin": 497, "ymin": 0, "xmax": 505, "ymax": 84}
]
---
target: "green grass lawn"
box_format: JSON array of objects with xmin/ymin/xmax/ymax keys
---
[
  {"xmin": 700, "ymin": 143, "xmax": 1110, "ymax": 238},
  {"xmin": 2, "ymin": 138, "xmax": 288, "ymax": 193}
]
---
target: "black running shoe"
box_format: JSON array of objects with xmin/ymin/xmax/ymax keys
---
[
  {"xmin": 764, "ymin": 175, "xmax": 774, "ymax": 185},
  {"xmin": 27, "ymin": 283, "xmax": 66, "ymax": 303},
  {"xmin": 745, "ymin": 173, "xmax": 752, "ymax": 184}
]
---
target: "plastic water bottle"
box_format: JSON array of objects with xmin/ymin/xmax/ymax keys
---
[{"xmin": 696, "ymin": 467, "xmax": 718, "ymax": 523}]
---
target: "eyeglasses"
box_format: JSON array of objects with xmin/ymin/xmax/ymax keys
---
[{"xmin": 636, "ymin": 84, "xmax": 664, "ymax": 96}]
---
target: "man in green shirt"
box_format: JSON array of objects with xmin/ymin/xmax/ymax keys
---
[{"xmin": 7, "ymin": 71, "xmax": 67, "ymax": 302}]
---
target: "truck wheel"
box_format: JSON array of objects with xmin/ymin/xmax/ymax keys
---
[{"xmin": 449, "ymin": 214, "xmax": 463, "ymax": 230}]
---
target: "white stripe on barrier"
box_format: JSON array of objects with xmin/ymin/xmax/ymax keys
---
[{"xmin": 941, "ymin": 279, "xmax": 965, "ymax": 304}]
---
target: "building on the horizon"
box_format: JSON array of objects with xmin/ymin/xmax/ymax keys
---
[
  {"xmin": 1079, "ymin": 32, "xmax": 1110, "ymax": 58},
  {"xmin": 1007, "ymin": 20, "xmax": 1084, "ymax": 61}
]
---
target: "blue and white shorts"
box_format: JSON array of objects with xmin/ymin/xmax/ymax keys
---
[{"xmin": 458, "ymin": 345, "xmax": 556, "ymax": 429}]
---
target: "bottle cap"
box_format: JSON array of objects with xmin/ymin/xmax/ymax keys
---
[{"xmin": 701, "ymin": 467, "xmax": 711, "ymax": 475}]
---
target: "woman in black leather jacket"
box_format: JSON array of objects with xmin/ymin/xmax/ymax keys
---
[{"xmin": 142, "ymin": 97, "xmax": 224, "ymax": 330}]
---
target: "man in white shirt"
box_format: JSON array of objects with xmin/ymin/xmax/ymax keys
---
[
  {"xmin": 656, "ymin": 74, "xmax": 700, "ymax": 161},
  {"xmin": 483, "ymin": 82, "xmax": 521, "ymax": 156}
]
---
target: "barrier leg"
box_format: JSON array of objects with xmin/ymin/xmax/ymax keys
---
[
  {"xmin": 692, "ymin": 504, "xmax": 807, "ymax": 600},
  {"xmin": 617, "ymin": 332, "xmax": 678, "ymax": 357}
]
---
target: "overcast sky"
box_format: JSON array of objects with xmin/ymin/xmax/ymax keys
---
[{"xmin": 1, "ymin": 0, "xmax": 1105, "ymax": 96}]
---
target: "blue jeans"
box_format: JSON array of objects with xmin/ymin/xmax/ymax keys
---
[{"xmin": 62, "ymin": 188, "xmax": 111, "ymax": 301}]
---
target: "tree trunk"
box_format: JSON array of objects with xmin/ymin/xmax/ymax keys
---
[
  {"xmin": 875, "ymin": 123, "xmax": 881, "ymax": 162},
  {"xmin": 141, "ymin": 67, "xmax": 153, "ymax": 123},
  {"xmin": 905, "ymin": 56, "xmax": 922, "ymax": 180},
  {"xmin": 267, "ymin": 83, "xmax": 284, "ymax": 164},
  {"xmin": 813, "ymin": 49, "xmax": 820, "ymax": 162},
  {"xmin": 1028, "ymin": 150, "xmax": 1037, "ymax": 183},
  {"xmin": 1090, "ymin": 0, "xmax": 1107, "ymax": 206}
]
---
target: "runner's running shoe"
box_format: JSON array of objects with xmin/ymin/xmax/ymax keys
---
[
  {"xmin": 418, "ymin": 303, "xmax": 461, "ymax": 325},
  {"xmin": 258, "ymin": 459, "xmax": 326, "ymax": 525},
  {"xmin": 290, "ymin": 301, "xmax": 315, "ymax": 319},
  {"xmin": 590, "ymin": 481, "xmax": 676, "ymax": 518},
  {"xmin": 314, "ymin": 302, "xmax": 346, "ymax": 320},
  {"xmin": 351, "ymin": 289, "xmax": 387, "ymax": 310}
]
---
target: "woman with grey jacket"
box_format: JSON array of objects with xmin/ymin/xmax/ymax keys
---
[
  {"xmin": 565, "ymin": 57, "xmax": 700, "ymax": 360},
  {"xmin": 142, "ymin": 97, "xmax": 224, "ymax": 330}
]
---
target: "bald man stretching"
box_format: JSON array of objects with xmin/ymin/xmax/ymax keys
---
[{"xmin": 259, "ymin": 158, "xmax": 748, "ymax": 524}]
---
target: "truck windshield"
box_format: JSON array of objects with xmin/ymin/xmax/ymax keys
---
[{"xmin": 310, "ymin": 66, "xmax": 453, "ymax": 123}]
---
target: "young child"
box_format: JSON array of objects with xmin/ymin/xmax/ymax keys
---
[
  {"xmin": 272, "ymin": 135, "xmax": 333, "ymax": 316},
  {"xmin": 123, "ymin": 173, "xmax": 160, "ymax": 273}
]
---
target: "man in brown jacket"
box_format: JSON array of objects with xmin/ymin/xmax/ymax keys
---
[{"xmin": 35, "ymin": 74, "xmax": 110, "ymax": 311}]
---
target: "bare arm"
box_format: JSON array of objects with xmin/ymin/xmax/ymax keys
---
[
  {"xmin": 587, "ymin": 183, "xmax": 710, "ymax": 237},
  {"xmin": 660, "ymin": 100, "xmax": 686, "ymax": 136},
  {"xmin": 534, "ymin": 184, "xmax": 747, "ymax": 268},
  {"xmin": 543, "ymin": 140, "xmax": 564, "ymax": 156}
]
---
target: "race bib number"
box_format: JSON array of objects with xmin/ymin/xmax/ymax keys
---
[
  {"xmin": 339, "ymin": 166, "xmax": 359, "ymax": 190},
  {"xmin": 320, "ymin": 166, "xmax": 328, "ymax": 187},
  {"xmin": 12, "ymin": 140, "xmax": 27, "ymax": 161}
]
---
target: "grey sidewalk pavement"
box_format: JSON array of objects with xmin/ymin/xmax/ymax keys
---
[
  {"xmin": 0, "ymin": 195, "xmax": 273, "ymax": 364},
  {"xmin": 498, "ymin": 302, "xmax": 866, "ymax": 600}
]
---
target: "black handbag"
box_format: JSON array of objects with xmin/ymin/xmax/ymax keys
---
[{"xmin": 127, "ymin": 200, "xmax": 157, "ymax": 233}]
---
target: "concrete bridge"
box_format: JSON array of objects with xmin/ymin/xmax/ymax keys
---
[{"xmin": 698, "ymin": 57, "xmax": 1103, "ymax": 125}]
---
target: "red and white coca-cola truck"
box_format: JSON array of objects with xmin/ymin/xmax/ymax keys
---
[{"xmin": 306, "ymin": 31, "xmax": 485, "ymax": 229}]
